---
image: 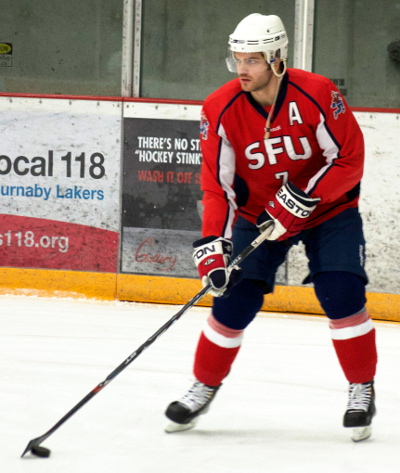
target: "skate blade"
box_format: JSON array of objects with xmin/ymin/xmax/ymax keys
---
[
  {"xmin": 351, "ymin": 426, "xmax": 372, "ymax": 442},
  {"xmin": 165, "ymin": 417, "xmax": 199, "ymax": 433}
]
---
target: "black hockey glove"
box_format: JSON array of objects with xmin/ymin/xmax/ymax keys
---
[
  {"xmin": 257, "ymin": 182, "xmax": 320, "ymax": 240},
  {"xmin": 193, "ymin": 236, "xmax": 242, "ymax": 297}
]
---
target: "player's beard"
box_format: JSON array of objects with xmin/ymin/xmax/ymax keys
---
[{"xmin": 238, "ymin": 68, "xmax": 274, "ymax": 94}]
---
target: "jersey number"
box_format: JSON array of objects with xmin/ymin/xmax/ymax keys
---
[{"xmin": 275, "ymin": 171, "xmax": 289, "ymax": 185}]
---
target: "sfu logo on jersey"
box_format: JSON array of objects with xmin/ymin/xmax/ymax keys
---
[
  {"xmin": 245, "ymin": 135, "xmax": 312, "ymax": 169},
  {"xmin": 330, "ymin": 91, "xmax": 346, "ymax": 119}
]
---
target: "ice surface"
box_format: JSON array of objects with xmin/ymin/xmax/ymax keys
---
[{"xmin": 2, "ymin": 295, "xmax": 400, "ymax": 472}]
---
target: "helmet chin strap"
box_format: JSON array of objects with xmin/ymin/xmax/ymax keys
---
[
  {"xmin": 271, "ymin": 58, "xmax": 287, "ymax": 79},
  {"xmin": 264, "ymin": 59, "xmax": 287, "ymax": 140}
]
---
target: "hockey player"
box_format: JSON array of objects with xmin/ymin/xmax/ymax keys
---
[{"xmin": 165, "ymin": 13, "xmax": 377, "ymax": 442}]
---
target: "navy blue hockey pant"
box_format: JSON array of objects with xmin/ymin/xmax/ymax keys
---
[{"xmin": 213, "ymin": 207, "xmax": 368, "ymax": 330}]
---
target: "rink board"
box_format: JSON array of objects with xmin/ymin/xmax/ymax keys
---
[
  {"xmin": 1, "ymin": 267, "xmax": 399, "ymax": 322},
  {"xmin": 0, "ymin": 95, "xmax": 399, "ymax": 322}
]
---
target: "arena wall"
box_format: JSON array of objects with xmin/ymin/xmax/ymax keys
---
[{"xmin": 0, "ymin": 95, "xmax": 399, "ymax": 321}]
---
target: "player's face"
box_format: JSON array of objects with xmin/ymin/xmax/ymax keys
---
[{"xmin": 234, "ymin": 52, "xmax": 273, "ymax": 93}]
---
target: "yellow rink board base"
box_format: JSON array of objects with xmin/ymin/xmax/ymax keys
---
[
  {"xmin": 0, "ymin": 268, "xmax": 399, "ymax": 323},
  {"xmin": 0, "ymin": 268, "xmax": 117, "ymax": 300},
  {"xmin": 117, "ymin": 274, "xmax": 400, "ymax": 322}
]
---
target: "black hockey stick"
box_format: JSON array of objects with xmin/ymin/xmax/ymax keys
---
[{"xmin": 21, "ymin": 224, "xmax": 272, "ymax": 458}]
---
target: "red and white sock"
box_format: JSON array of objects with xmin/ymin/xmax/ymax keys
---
[
  {"xmin": 193, "ymin": 314, "xmax": 243, "ymax": 386},
  {"xmin": 330, "ymin": 310, "xmax": 377, "ymax": 383}
]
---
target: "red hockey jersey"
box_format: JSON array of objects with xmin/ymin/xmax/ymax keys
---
[{"xmin": 199, "ymin": 68, "xmax": 364, "ymax": 239}]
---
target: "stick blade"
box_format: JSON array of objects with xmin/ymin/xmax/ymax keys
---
[{"xmin": 21, "ymin": 437, "xmax": 45, "ymax": 458}]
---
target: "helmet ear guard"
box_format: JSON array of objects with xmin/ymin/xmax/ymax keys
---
[{"xmin": 226, "ymin": 13, "xmax": 288, "ymax": 73}]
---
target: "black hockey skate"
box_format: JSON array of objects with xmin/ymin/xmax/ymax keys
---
[
  {"xmin": 165, "ymin": 381, "xmax": 221, "ymax": 433},
  {"xmin": 343, "ymin": 380, "xmax": 376, "ymax": 442}
]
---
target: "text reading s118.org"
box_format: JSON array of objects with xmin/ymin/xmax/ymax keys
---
[{"xmin": 0, "ymin": 230, "xmax": 69, "ymax": 253}]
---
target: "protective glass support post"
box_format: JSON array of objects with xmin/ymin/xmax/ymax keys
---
[
  {"xmin": 294, "ymin": 0, "xmax": 315, "ymax": 72},
  {"xmin": 121, "ymin": 0, "xmax": 135, "ymax": 97},
  {"xmin": 133, "ymin": 0, "xmax": 143, "ymax": 97}
]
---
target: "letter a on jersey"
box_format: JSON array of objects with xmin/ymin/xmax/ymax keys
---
[{"xmin": 288, "ymin": 102, "xmax": 303, "ymax": 125}]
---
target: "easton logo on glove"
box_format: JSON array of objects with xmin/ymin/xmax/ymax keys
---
[
  {"xmin": 257, "ymin": 182, "xmax": 320, "ymax": 241},
  {"xmin": 274, "ymin": 185, "xmax": 316, "ymax": 218}
]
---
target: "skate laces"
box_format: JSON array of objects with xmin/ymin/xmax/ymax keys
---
[
  {"xmin": 347, "ymin": 382, "xmax": 373, "ymax": 412},
  {"xmin": 179, "ymin": 381, "xmax": 216, "ymax": 413}
]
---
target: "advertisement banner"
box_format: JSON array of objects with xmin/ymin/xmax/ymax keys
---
[
  {"xmin": 0, "ymin": 97, "xmax": 121, "ymax": 272},
  {"xmin": 122, "ymin": 103, "xmax": 203, "ymax": 277}
]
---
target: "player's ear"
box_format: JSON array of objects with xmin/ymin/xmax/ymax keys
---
[
  {"xmin": 271, "ymin": 57, "xmax": 283, "ymax": 74},
  {"xmin": 274, "ymin": 56, "xmax": 282, "ymax": 68}
]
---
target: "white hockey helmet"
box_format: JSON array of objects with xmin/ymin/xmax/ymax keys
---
[{"xmin": 226, "ymin": 13, "xmax": 288, "ymax": 72}]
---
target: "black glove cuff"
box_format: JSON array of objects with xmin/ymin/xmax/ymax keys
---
[{"xmin": 193, "ymin": 235, "xmax": 219, "ymax": 248}]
